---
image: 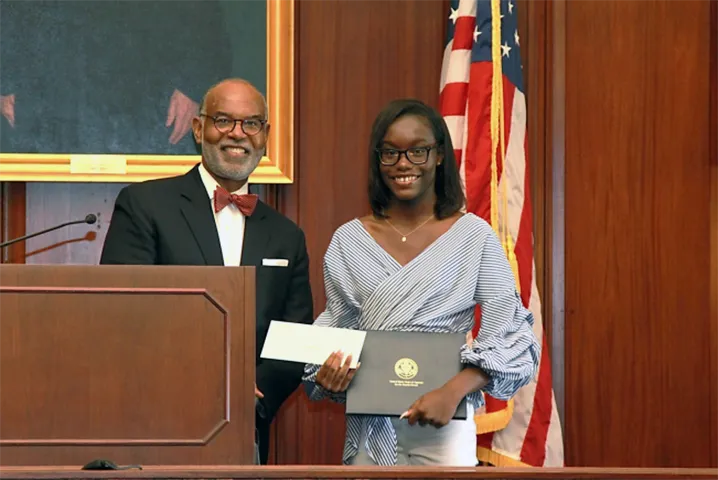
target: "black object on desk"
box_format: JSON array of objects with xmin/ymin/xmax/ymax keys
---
[{"xmin": 81, "ymin": 459, "xmax": 142, "ymax": 470}]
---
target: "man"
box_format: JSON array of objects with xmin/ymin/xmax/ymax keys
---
[{"xmin": 100, "ymin": 79, "xmax": 313, "ymax": 464}]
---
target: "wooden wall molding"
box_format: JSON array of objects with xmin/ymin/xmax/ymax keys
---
[
  {"xmin": 709, "ymin": 0, "xmax": 717, "ymax": 465},
  {"xmin": 546, "ymin": 0, "xmax": 567, "ymax": 426}
]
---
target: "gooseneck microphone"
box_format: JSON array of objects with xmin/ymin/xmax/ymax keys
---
[{"xmin": 0, "ymin": 214, "xmax": 97, "ymax": 249}]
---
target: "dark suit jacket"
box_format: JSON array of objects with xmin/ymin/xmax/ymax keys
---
[{"xmin": 100, "ymin": 165, "xmax": 313, "ymax": 464}]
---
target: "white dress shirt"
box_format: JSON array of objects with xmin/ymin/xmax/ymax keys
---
[{"xmin": 198, "ymin": 163, "xmax": 248, "ymax": 266}]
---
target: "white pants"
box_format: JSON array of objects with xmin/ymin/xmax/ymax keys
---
[{"xmin": 349, "ymin": 405, "xmax": 478, "ymax": 466}]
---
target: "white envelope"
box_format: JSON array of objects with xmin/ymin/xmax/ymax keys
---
[
  {"xmin": 262, "ymin": 258, "xmax": 289, "ymax": 267},
  {"xmin": 260, "ymin": 321, "xmax": 366, "ymax": 368}
]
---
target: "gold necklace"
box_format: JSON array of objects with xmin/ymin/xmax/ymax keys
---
[{"xmin": 384, "ymin": 215, "xmax": 434, "ymax": 242}]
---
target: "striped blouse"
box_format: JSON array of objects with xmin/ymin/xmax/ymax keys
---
[{"xmin": 302, "ymin": 213, "xmax": 540, "ymax": 466}]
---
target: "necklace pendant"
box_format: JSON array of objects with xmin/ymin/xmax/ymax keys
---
[{"xmin": 401, "ymin": 236, "xmax": 407, "ymax": 242}]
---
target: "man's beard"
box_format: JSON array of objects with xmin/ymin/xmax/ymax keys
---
[{"xmin": 202, "ymin": 140, "xmax": 263, "ymax": 182}]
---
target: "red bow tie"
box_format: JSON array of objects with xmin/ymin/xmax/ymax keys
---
[{"xmin": 213, "ymin": 187, "xmax": 258, "ymax": 216}]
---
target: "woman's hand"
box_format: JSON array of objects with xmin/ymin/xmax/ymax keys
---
[
  {"xmin": 401, "ymin": 385, "xmax": 463, "ymax": 428},
  {"xmin": 315, "ymin": 351, "xmax": 360, "ymax": 393},
  {"xmin": 401, "ymin": 357, "xmax": 489, "ymax": 428}
]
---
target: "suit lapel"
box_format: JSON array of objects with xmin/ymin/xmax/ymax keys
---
[
  {"xmin": 241, "ymin": 201, "xmax": 270, "ymax": 267},
  {"xmin": 177, "ymin": 166, "xmax": 224, "ymax": 266}
]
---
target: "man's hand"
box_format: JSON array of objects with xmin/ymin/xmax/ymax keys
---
[
  {"xmin": 166, "ymin": 89, "xmax": 197, "ymax": 144},
  {"xmin": 1, "ymin": 94, "xmax": 15, "ymax": 127},
  {"xmin": 255, "ymin": 384, "xmax": 264, "ymax": 399}
]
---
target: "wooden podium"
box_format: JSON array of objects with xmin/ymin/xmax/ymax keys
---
[{"xmin": 0, "ymin": 264, "xmax": 256, "ymax": 467}]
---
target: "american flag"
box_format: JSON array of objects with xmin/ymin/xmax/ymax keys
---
[{"xmin": 439, "ymin": 0, "xmax": 564, "ymax": 467}]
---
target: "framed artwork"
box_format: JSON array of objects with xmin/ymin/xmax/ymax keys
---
[{"xmin": 0, "ymin": 0, "xmax": 294, "ymax": 184}]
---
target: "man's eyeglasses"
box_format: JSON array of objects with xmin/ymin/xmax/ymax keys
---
[
  {"xmin": 200, "ymin": 114, "xmax": 267, "ymax": 136},
  {"xmin": 375, "ymin": 145, "xmax": 438, "ymax": 166}
]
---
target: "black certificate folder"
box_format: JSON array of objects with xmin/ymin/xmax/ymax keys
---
[{"xmin": 345, "ymin": 331, "xmax": 468, "ymax": 420}]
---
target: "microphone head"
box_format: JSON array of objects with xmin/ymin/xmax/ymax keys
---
[{"xmin": 85, "ymin": 214, "xmax": 97, "ymax": 225}]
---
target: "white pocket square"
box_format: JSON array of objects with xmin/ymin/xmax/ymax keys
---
[{"xmin": 262, "ymin": 258, "xmax": 289, "ymax": 267}]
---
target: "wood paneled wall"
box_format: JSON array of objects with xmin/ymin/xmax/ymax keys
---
[
  {"xmin": 556, "ymin": 0, "xmax": 716, "ymax": 468},
  {"xmin": 1, "ymin": 0, "xmax": 716, "ymax": 469}
]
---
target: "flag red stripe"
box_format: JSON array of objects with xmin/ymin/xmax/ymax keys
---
[
  {"xmin": 465, "ymin": 62, "xmax": 493, "ymax": 222},
  {"xmin": 440, "ymin": 82, "xmax": 469, "ymax": 117},
  {"xmin": 485, "ymin": 394, "xmax": 508, "ymax": 414},
  {"xmin": 452, "ymin": 16, "xmax": 477, "ymax": 50},
  {"xmin": 477, "ymin": 431, "xmax": 495, "ymax": 450},
  {"xmin": 519, "ymin": 332, "xmax": 553, "ymax": 465},
  {"xmin": 514, "ymin": 134, "xmax": 533, "ymax": 307}
]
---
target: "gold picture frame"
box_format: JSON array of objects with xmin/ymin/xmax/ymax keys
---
[{"xmin": 0, "ymin": 0, "xmax": 294, "ymax": 184}]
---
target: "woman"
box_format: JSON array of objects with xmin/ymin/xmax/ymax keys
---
[{"xmin": 302, "ymin": 99, "xmax": 539, "ymax": 466}]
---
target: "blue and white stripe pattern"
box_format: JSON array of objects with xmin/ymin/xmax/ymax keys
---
[{"xmin": 303, "ymin": 213, "xmax": 540, "ymax": 466}]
